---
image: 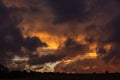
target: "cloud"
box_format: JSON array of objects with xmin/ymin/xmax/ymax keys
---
[
  {"xmin": 0, "ymin": 1, "xmax": 47, "ymax": 66},
  {"xmin": 1, "ymin": 0, "xmax": 120, "ymax": 72},
  {"xmin": 45, "ymin": 0, "xmax": 92, "ymax": 23},
  {"xmin": 29, "ymin": 38, "xmax": 89, "ymax": 65},
  {"xmin": 24, "ymin": 36, "xmax": 47, "ymax": 51},
  {"xmin": 55, "ymin": 58, "xmax": 120, "ymax": 73},
  {"xmin": 102, "ymin": 16, "xmax": 120, "ymax": 64},
  {"xmin": 97, "ymin": 15, "xmax": 120, "ymax": 65}
]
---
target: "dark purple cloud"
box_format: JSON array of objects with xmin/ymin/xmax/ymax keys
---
[
  {"xmin": 1, "ymin": 0, "xmax": 120, "ymax": 72},
  {"xmin": 0, "ymin": 1, "xmax": 47, "ymax": 66}
]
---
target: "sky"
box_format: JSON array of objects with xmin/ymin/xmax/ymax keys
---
[{"xmin": 0, "ymin": 0, "xmax": 120, "ymax": 73}]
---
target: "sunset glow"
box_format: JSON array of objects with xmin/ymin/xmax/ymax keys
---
[{"xmin": 0, "ymin": 0, "xmax": 120, "ymax": 73}]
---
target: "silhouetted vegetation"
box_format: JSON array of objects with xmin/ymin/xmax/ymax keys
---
[
  {"xmin": 0, "ymin": 64, "xmax": 119, "ymax": 80},
  {"xmin": 0, "ymin": 64, "xmax": 9, "ymax": 72}
]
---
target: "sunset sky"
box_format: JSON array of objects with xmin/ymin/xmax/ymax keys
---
[{"xmin": 0, "ymin": 0, "xmax": 120, "ymax": 73}]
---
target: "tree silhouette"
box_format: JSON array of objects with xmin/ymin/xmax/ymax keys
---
[{"xmin": 0, "ymin": 64, "xmax": 9, "ymax": 72}]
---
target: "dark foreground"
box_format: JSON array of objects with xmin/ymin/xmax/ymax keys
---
[{"xmin": 0, "ymin": 71, "xmax": 120, "ymax": 80}]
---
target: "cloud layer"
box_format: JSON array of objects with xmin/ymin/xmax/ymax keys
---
[
  {"xmin": 0, "ymin": 1, "xmax": 47, "ymax": 66},
  {"xmin": 1, "ymin": 0, "xmax": 120, "ymax": 73}
]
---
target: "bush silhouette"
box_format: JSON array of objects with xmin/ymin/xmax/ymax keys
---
[{"xmin": 0, "ymin": 64, "xmax": 9, "ymax": 72}]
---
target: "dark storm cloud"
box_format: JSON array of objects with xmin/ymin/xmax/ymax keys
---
[
  {"xmin": 29, "ymin": 38, "xmax": 89, "ymax": 65},
  {"xmin": 3, "ymin": 0, "xmax": 111, "ymax": 37},
  {"xmin": 51, "ymin": 0, "xmax": 120, "ymax": 72},
  {"xmin": 86, "ymin": 14, "xmax": 120, "ymax": 66},
  {"xmin": 45, "ymin": 0, "xmax": 120, "ymax": 24},
  {"xmin": 1, "ymin": 0, "xmax": 120, "ymax": 72},
  {"xmin": 0, "ymin": 1, "xmax": 47, "ymax": 65},
  {"xmin": 46, "ymin": 0, "xmax": 91, "ymax": 23},
  {"xmin": 13, "ymin": 0, "xmax": 120, "ymax": 38},
  {"xmin": 24, "ymin": 37, "xmax": 47, "ymax": 51},
  {"xmin": 86, "ymin": 14, "xmax": 120, "ymax": 65},
  {"xmin": 102, "ymin": 16, "xmax": 120, "ymax": 65},
  {"xmin": 107, "ymin": 16, "xmax": 120, "ymax": 43},
  {"xmin": 0, "ymin": 1, "xmax": 22, "ymax": 52}
]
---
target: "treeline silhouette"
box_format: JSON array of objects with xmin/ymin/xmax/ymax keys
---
[{"xmin": 0, "ymin": 64, "xmax": 120, "ymax": 80}]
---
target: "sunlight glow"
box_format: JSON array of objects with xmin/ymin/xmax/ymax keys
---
[
  {"xmin": 12, "ymin": 56, "xmax": 29, "ymax": 62},
  {"xmin": 63, "ymin": 59, "xmax": 74, "ymax": 65},
  {"xmin": 30, "ymin": 32, "xmax": 66, "ymax": 49},
  {"xmin": 86, "ymin": 52, "xmax": 98, "ymax": 58}
]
